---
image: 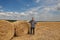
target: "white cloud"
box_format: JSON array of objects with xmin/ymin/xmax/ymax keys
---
[
  {"xmin": 35, "ymin": 0, "xmax": 60, "ymax": 6},
  {"xmin": 21, "ymin": 3, "xmax": 60, "ymax": 21},
  {"xmin": 20, "ymin": 12, "xmax": 28, "ymax": 16},
  {"xmin": 0, "ymin": 12, "xmax": 5, "ymax": 15},
  {"xmin": 35, "ymin": 0, "xmax": 40, "ymax": 3},
  {"xmin": 0, "ymin": 12, "xmax": 12, "ymax": 16},
  {"xmin": 57, "ymin": 3, "xmax": 60, "ymax": 7},
  {"xmin": 0, "ymin": 4, "xmax": 60, "ymax": 21},
  {"xmin": 56, "ymin": 3, "xmax": 60, "ymax": 10},
  {"xmin": 0, "ymin": 10, "xmax": 4, "ymax": 12},
  {"xmin": 0, "ymin": 0, "xmax": 60, "ymax": 21},
  {"xmin": 0, "ymin": 6, "xmax": 2, "ymax": 8}
]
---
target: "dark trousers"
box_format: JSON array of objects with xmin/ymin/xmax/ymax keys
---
[{"xmin": 31, "ymin": 27, "xmax": 35, "ymax": 34}]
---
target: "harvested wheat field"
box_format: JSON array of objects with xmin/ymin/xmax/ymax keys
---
[
  {"xmin": 12, "ymin": 21, "xmax": 60, "ymax": 40},
  {"xmin": 13, "ymin": 21, "xmax": 30, "ymax": 36},
  {"xmin": 0, "ymin": 20, "xmax": 14, "ymax": 40}
]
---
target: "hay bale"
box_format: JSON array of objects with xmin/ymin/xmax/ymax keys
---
[
  {"xmin": 13, "ymin": 21, "xmax": 30, "ymax": 36},
  {"xmin": 0, "ymin": 20, "xmax": 14, "ymax": 40}
]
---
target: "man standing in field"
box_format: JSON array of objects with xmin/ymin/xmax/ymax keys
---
[{"xmin": 29, "ymin": 17, "xmax": 36, "ymax": 35}]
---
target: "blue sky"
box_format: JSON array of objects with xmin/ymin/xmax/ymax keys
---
[
  {"xmin": 0, "ymin": 0, "xmax": 60, "ymax": 21},
  {"xmin": 0, "ymin": 0, "xmax": 37, "ymax": 12}
]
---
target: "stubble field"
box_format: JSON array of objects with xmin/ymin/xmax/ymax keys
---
[
  {"xmin": 0, "ymin": 20, "xmax": 60, "ymax": 40},
  {"xmin": 12, "ymin": 21, "xmax": 60, "ymax": 40}
]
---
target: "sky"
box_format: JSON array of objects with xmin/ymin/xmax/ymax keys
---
[{"xmin": 0, "ymin": 0, "xmax": 60, "ymax": 21}]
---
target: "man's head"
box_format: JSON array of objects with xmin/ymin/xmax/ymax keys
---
[{"xmin": 32, "ymin": 17, "xmax": 34, "ymax": 21}]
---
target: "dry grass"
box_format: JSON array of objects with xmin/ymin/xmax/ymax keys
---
[
  {"xmin": 0, "ymin": 20, "xmax": 60, "ymax": 40},
  {"xmin": 12, "ymin": 21, "xmax": 60, "ymax": 40},
  {"xmin": 0, "ymin": 20, "xmax": 14, "ymax": 40}
]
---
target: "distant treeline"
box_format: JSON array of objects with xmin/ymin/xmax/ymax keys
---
[
  {"xmin": 6, "ymin": 20, "xmax": 17, "ymax": 22},
  {"xmin": 6, "ymin": 20, "xmax": 60, "ymax": 22}
]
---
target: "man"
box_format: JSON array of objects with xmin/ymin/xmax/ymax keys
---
[{"xmin": 29, "ymin": 17, "xmax": 36, "ymax": 35}]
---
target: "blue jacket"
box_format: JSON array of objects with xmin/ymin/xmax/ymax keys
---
[{"xmin": 29, "ymin": 20, "xmax": 36, "ymax": 28}]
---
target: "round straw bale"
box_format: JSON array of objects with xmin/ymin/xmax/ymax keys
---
[
  {"xmin": 0, "ymin": 20, "xmax": 14, "ymax": 40},
  {"xmin": 14, "ymin": 21, "xmax": 30, "ymax": 36}
]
